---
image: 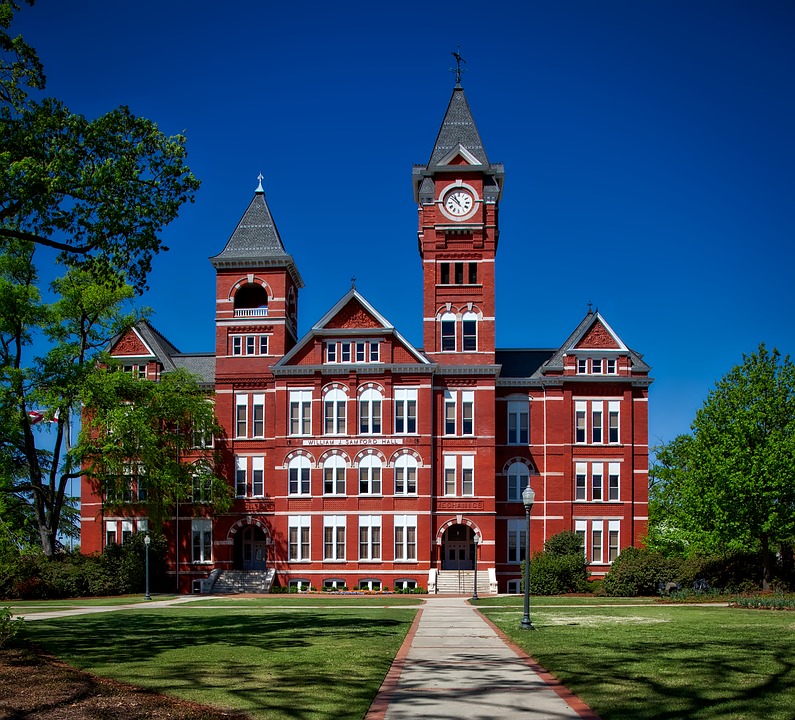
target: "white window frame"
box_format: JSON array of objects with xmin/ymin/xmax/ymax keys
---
[
  {"xmin": 608, "ymin": 401, "xmax": 620, "ymax": 444},
  {"xmin": 192, "ymin": 518, "xmax": 212, "ymax": 563},
  {"xmin": 591, "ymin": 520, "xmax": 604, "ymax": 564},
  {"xmin": 288, "ymin": 455, "xmax": 311, "ymax": 496},
  {"xmin": 252, "ymin": 456, "xmax": 265, "ymax": 497},
  {"xmin": 608, "ymin": 462, "xmax": 620, "ymax": 501},
  {"xmin": 235, "ymin": 393, "xmax": 247, "ymax": 438},
  {"xmin": 324, "ymin": 388, "xmax": 347, "ymax": 436},
  {"xmin": 444, "ymin": 455, "xmax": 457, "ymax": 496},
  {"xmin": 359, "ymin": 387, "xmax": 382, "ymax": 435},
  {"xmin": 235, "ymin": 455, "xmax": 247, "ymax": 497},
  {"xmin": 444, "ymin": 390, "xmax": 456, "ymax": 436},
  {"xmin": 323, "ymin": 455, "xmax": 346, "ymax": 495},
  {"xmin": 394, "ymin": 514, "xmax": 417, "ymax": 561},
  {"xmin": 394, "ymin": 454, "xmax": 418, "ymax": 495},
  {"xmin": 461, "ymin": 455, "xmax": 474, "ymax": 496},
  {"xmin": 507, "ymin": 399, "xmax": 529, "ymax": 445},
  {"xmin": 461, "ymin": 390, "xmax": 474, "ymax": 435},
  {"xmin": 289, "ymin": 390, "xmax": 312, "ymax": 436},
  {"xmin": 323, "ymin": 515, "xmax": 346, "ymax": 561},
  {"xmin": 394, "ymin": 387, "xmax": 418, "ymax": 435},
  {"xmin": 507, "ymin": 518, "xmax": 526, "ymax": 564},
  {"xmin": 507, "ymin": 461, "xmax": 530, "ymax": 502},
  {"xmin": 288, "ymin": 515, "xmax": 311, "ymax": 561},
  {"xmin": 462, "ymin": 311, "xmax": 478, "ymax": 352},
  {"xmin": 441, "ymin": 311, "xmax": 456, "ymax": 351},
  {"xmin": 358, "ymin": 515, "xmax": 382, "ymax": 561},
  {"xmin": 252, "ymin": 393, "xmax": 265, "ymax": 438},
  {"xmin": 358, "ymin": 455, "xmax": 382, "ymax": 495}
]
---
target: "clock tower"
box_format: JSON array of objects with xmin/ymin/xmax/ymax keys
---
[{"xmin": 413, "ymin": 83, "xmax": 504, "ymax": 364}]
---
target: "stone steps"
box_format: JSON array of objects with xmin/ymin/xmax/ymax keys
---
[
  {"xmin": 436, "ymin": 570, "xmax": 491, "ymax": 595},
  {"xmin": 210, "ymin": 569, "xmax": 275, "ymax": 594}
]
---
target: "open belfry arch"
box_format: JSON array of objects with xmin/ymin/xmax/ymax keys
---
[{"xmin": 81, "ymin": 74, "xmax": 652, "ymax": 594}]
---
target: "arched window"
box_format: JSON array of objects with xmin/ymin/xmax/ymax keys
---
[
  {"xmin": 359, "ymin": 388, "xmax": 382, "ymax": 435},
  {"xmin": 394, "ymin": 455, "xmax": 418, "ymax": 495},
  {"xmin": 288, "ymin": 455, "xmax": 311, "ymax": 495},
  {"xmin": 441, "ymin": 311, "xmax": 456, "ymax": 352},
  {"xmin": 323, "ymin": 455, "xmax": 346, "ymax": 495},
  {"xmin": 359, "ymin": 455, "xmax": 382, "ymax": 495},
  {"xmin": 234, "ymin": 283, "xmax": 268, "ymax": 313},
  {"xmin": 324, "ymin": 388, "xmax": 347, "ymax": 435},
  {"xmin": 507, "ymin": 462, "xmax": 530, "ymax": 502},
  {"xmin": 462, "ymin": 311, "xmax": 478, "ymax": 351}
]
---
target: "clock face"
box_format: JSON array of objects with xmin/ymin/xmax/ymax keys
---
[{"xmin": 444, "ymin": 189, "xmax": 474, "ymax": 217}]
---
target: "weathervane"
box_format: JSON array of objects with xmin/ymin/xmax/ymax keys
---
[
  {"xmin": 351, "ymin": 275, "xmax": 357, "ymax": 290},
  {"xmin": 256, "ymin": 172, "xmax": 264, "ymax": 193},
  {"xmin": 450, "ymin": 47, "xmax": 466, "ymax": 86}
]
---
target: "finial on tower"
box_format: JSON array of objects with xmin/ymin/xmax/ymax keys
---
[
  {"xmin": 255, "ymin": 172, "xmax": 265, "ymax": 193},
  {"xmin": 587, "ymin": 301, "xmax": 593, "ymax": 315},
  {"xmin": 351, "ymin": 275, "xmax": 357, "ymax": 290},
  {"xmin": 450, "ymin": 47, "xmax": 466, "ymax": 87}
]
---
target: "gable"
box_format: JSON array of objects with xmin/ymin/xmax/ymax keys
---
[
  {"xmin": 110, "ymin": 327, "xmax": 154, "ymax": 358},
  {"xmin": 574, "ymin": 320, "xmax": 620, "ymax": 350},
  {"xmin": 324, "ymin": 299, "xmax": 382, "ymax": 330}
]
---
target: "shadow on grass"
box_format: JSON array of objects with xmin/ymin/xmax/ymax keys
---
[
  {"xmin": 488, "ymin": 610, "xmax": 795, "ymax": 720},
  {"xmin": 20, "ymin": 609, "xmax": 414, "ymax": 720}
]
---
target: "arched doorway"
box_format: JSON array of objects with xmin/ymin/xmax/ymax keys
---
[
  {"xmin": 235, "ymin": 525, "xmax": 268, "ymax": 571},
  {"xmin": 442, "ymin": 524, "xmax": 476, "ymax": 570}
]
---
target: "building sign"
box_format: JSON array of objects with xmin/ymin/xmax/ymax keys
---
[{"xmin": 303, "ymin": 438, "xmax": 405, "ymax": 447}]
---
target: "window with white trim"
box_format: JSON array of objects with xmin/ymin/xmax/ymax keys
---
[
  {"xmin": 323, "ymin": 515, "xmax": 346, "ymax": 560},
  {"xmin": 235, "ymin": 456, "xmax": 247, "ymax": 497},
  {"xmin": 325, "ymin": 340, "xmax": 381, "ymax": 364},
  {"xmin": 288, "ymin": 515, "xmax": 311, "ymax": 561},
  {"xmin": 507, "ymin": 399, "xmax": 529, "ymax": 445},
  {"xmin": 235, "ymin": 393, "xmax": 247, "ymax": 438},
  {"xmin": 359, "ymin": 387, "xmax": 382, "ymax": 435},
  {"xmin": 608, "ymin": 462, "xmax": 620, "ymax": 501},
  {"xmin": 394, "ymin": 514, "xmax": 417, "ymax": 561},
  {"xmin": 394, "ymin": 388, "xmax": 417, "ymax": 434},
  {"xmin": 441, "ymin": 312, "xmax": 456, "ymax": 351},
  {"xmin": 252, "ymin": 456, "xmax": 264, "ymax": 497},
  {"xmin": 462, "ymin": 311, "xmax": 478, "ymax": 351},
  {"xmin": 231, "ymin": 334, "xmax": 269, "ymax": 356},
  {"xmin": 444, "ymin": 455, "xmax": 457, "ymax": 496},
  {"xmin": 444, "ymin": 390, "xmax": 456, "ymax": 435},
  {"xmin": 323, "ymin": 455, "xmax": 346, "ymax": 495},
  {"xmin": 105, "ymin": 520, "xmax": 117, "ymax": 546},
  {"xmin": 461, "ymin": 455, "xmax": 474, "ymax": 496},
  {"xmin": 507, "ymin": 518, "xmax": 527, "ymax": 563},
  {"xmin": 576, "ymin": 357, "xmax": 618, "ymax": 375},
  {"xmin": 507, "ymin": 461, "xmax": 530, "ymax": 501},
  {"xmin": 252, "ymin": 394, "xmax": 264, "ymax": 438},
  {"xmin": 591, "ymin": 520, "xmax": 603, "ymax": 563},
  {"xmin": 574, "ymin": 400, "xmax": 621, "ymax": 445},
  {"xmin": 575, "ymin": 461, "xmax": 620, "ymax": 501},
  {"xmin": 192, "ymin": 518, "xmax": 212, "ymax": 563},
  {"xmin": 575, "ymin": 520, "xmax": 587, "ymax": 558},
  {"xmin": 358, "ymin": 515, "xmax": 381, "ymax": 560},
  {"xmin": 461, "ymin": 390, "xmax": 474, "ymax": 435},
  {"xmin": 394, "ymin": 454, "xmax": 418, "ymax": 495},
  {"xmin": 358, "ymin": 455, "xmax": 382, "ymax": 495},
  {"xmin": 288, "ymin": 455, "xmax": 311, "ymax": 495},
  {"xmin": 324, "ymin": 388, "xmax": 347, "ymax": 435},
  {"xmin": 608, "ymin": 520, "xmax": 620, "ymax": 562},
  {"xmin": 121, "ymin": 519, "xmax": 133, "ymax": 544},
  {"xmin": 289, "ymin": 390, "xmax": 312, "ymax": 436}
]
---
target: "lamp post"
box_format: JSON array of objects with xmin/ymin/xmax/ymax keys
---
[
  {"xmin": 521, "ymin": 485, "xmax": 535, "ymax": 630},
  {"xmin": 144, "ymin": 533, "xmax": 152, "ymax": 601},
  {"xmin": 472, "ymin": 532, "xmax": 481, "ymax": 601}
]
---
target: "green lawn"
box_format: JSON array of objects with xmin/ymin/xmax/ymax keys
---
[
  {"xmin": 478, "ymin": 602, "xmax": 795, "ymax": 720},
  {"xmin": 20, "ymin": 606, "xmax": 416, "ymax": 720},
  {"xmin": 189, "ymin": 595, "xmax": 425, "ymax": 607},
  {"xmin": 4, "ymin": 595, "xmax": 178, "ymax": 611},
  {"xmin": 472, "ymin": 595, "xmax": 660, "ymax": 607}
]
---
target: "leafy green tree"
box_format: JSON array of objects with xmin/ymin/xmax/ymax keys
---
[
  {"xmin": 651, "ymin": 345, "xmax": 795, "ymax": 588},
  {"xmin": 0, "ymin": 2, "xmax": 200, "ymax": 556},
  {"xmin": 77, "ymin": 367, "xmax": 231, "ymax": 531}
]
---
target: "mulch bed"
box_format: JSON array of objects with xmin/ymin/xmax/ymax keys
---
[{"xmin": 0, "ymin": 647, "xmax": 250, "ymax": 720}]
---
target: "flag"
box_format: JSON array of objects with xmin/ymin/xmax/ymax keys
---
[{"xmin": 28, "ymin": 410, "xmax": 44, "ymax": 425}]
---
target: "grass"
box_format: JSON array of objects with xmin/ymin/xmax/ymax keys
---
[
  {"xmin": 478, "ymin": 602, "xmax": 795, "ymax": 720},
  {"xmin": 19, "ymin": 606, "xmax": 416, "ymax": 720},
  {"xmin": 472, "ymin": 594, "xmax": 660, "ymax": 607},
  {"xmin": 4, "ymin": 595, "xmax": 178, "ymax": 610}
]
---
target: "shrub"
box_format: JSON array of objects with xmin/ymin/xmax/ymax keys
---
[
  {"xmin": 602, "ymin": 547, "xmax": 679, "ymax": 596},
  {"xmin": 521, "ymin": 531, "xmax": 589, "ymax": 595},
  {"xmin": 0, "ymin": 607, "xmax": 22, "ymax": 648}
]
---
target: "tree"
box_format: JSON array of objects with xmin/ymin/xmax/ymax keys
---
[
  {"xmin": 77, "ymin": 367, "xmax": 231, "ymax": 530},
  {"xmin": 0, "ymin": 2, "xmax": 201, "ymax": 555},
  {"xmin": 651, "ymin": 345, "xmax": 795, "ymax": 588}
]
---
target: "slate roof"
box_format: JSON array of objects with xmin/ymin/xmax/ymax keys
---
[
  {"xmin": 171, "ymin": 353, "xmax": 216, "ymax": 385},
  {"xmin": 496, "ymin": 349, "xmax": 557, "ymax": 379},
  {"xmin": 209, "ymin": 187, "xmax": 304, "ymax": 287},
  {"xmin": 428, "ymin": 86, "xmax": 490, "ymax": 167}
]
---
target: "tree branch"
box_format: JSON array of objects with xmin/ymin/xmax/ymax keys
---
[{"xmin": 0, "ymin": 226, "xmax": 99, "ymax": 254}]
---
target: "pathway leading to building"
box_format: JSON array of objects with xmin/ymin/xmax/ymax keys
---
[{"xmin": 367, "ymin": 596, "xmax": 600, "ymax": 720}]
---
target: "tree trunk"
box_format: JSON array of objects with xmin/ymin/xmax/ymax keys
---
[{"xmin": 760, "ymin": 534, "xmax": 772, "ymax": 591}]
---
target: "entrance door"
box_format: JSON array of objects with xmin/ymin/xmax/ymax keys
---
[
  {"xmin": 441, "ymin": 525, "xmax": 475, "ymax": 570},
  {"xmin": 240, "ymin": 526, "xmax": 268, "ymax": 571}
]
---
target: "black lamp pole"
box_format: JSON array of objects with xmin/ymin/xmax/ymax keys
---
[
  {"xmin": 144, "ymin": 533, "xmax": 152, "ymax": 601},
  {"xmin": 521, "ymin": 485, "xmax": 535, "ymax": 630},
  {"xmin": 472, "ymin": 533, "xmax": 480, "ymax": 600}
]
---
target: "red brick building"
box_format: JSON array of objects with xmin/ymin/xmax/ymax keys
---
[{"xmin": 80, "ymin": 83, "xmax": 652, "ymax": 593}]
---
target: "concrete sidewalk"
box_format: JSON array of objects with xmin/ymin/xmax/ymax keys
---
[
  {"xmin": 366, "ymin": 596, "xmax": 599, "ymax": 720},
  {"xmin": 11, "ymin": 594, "xmax": 207, "ymax": 621}
]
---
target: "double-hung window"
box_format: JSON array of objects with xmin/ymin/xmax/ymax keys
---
[
  {"xmin": 235, "ymin": 393, "xmax": 248, "ymax": 438},
  {"xmin": 358, "ymin": 455, "xmax": 382, "ymax": 495},
  {"xmin": 323, "ymin": 456, "xmax": 346, "ymax": 495},
  {"xmin": 289, "ymin": 390, "xmax": 312, "ymax": 436},
  {"xmin": 252, "ymin": 456, "xmax": 264, "ymax": 497},
  {"xmin": 235, "ymin": 456, "xmax": 247, "ymax": 497},
  {"xmin": 462, "ymin": 311, "xmax": 478, "ymax": 351},
  {"xmin": 444, "ymin": 455, "xmax": 457, "ymax": 496},
  {"xmin": 507, "ymin": 462, "xmax": 530, "ymax": 501},
  {"xmin": 461, "ymin": 455, "xmax": 474, "ymax": 496},
  {"xmin": 288, "ymin": 456, "xmax": 311, "ymax": 495},
  {"xmin": 252, "ymin": 394, "xmax": 264, "ymax": 437},
  {"xmin": 441, "ymin": 312, "xmax": 456, "ymax": 351},
  {"xmin": 358, "ymin": 515, "xmax": 381, "ymax": 560},
  {"xmin": 192, "ymin": 519, "xmax": 212, "ymax": 563},
  {"xmin": 394, "ymin": 455, "xmax": 417, "ymax": 495},
  {"xmin": 323, "ymin": 515, "xmax": 346, "ymax": 560},
  {"xmin": 289, "ymin": 516, "xmax": 311, "ymax": 561},
  {"xmin": 444, "ymin": 390, "xmax": 456, "ymax": 435},
  {"xmin": 324, "ymin": 388, "xmax": 347, "ymax": 435},
  {"xmin": 359, "ymin": 388, "xmax": 382, "ymax": 435},
  {"xmin": 461, "ymin": 390, "xmax": 474, "ymax": 435},
  {"xmin": 507, "ymin": 399, "xmax": 529, "ymax": 445},
  {"xmin": 507, "ymin": 519, "xmax": 526, "ymax": 563},
  {"xmin": 394, "ymin": 388, "xmax": 417, "ymax": 434},
  {"xmin": 394, "ymin": 515, "xmax": 417, "ymax": 561}
]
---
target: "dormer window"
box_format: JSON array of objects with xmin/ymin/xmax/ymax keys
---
[
  {"xmin": 325, "ymin": 340, "xmax": 382, "ymax": 364},
  {"xmin": 576, "ymin": 357, "xmax": 618, "ymax": 375}
]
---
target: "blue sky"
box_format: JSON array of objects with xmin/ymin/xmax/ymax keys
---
[{"xmin": 14, "ymin": 0, "xmax": 795, "ymax": 447}]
